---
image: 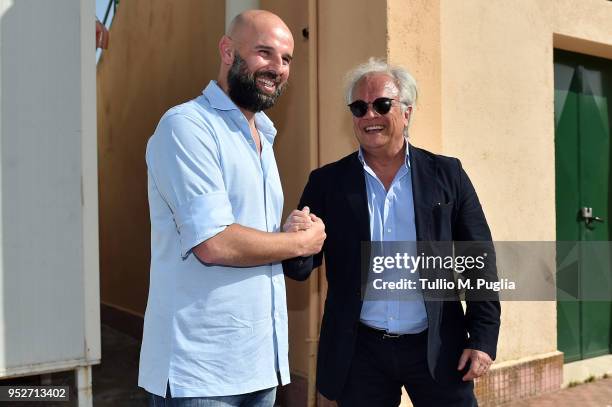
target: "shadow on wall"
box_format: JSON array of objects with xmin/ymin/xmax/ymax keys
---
[{"xmin": 96, "ymin": 0, "xmax": 225, "ymax": 319}]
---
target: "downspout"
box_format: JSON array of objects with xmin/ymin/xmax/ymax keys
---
[
  {"xmin": 306, "ymin": 269, "xmax": 321, "ymax": 407},
  {"xmin": 306, "ymin": 0, "xmax": 321, "ymax": 406}
]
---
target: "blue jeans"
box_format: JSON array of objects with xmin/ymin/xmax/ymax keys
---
[{"xmin": 148, "ymin": 384, "xmax": 277, "ymax": 407}]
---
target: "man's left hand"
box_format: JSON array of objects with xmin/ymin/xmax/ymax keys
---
[{"xmin": 457, "ymin": 348, "xmax": 492, "ymax": 381}]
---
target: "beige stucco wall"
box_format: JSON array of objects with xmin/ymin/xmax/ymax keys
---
[
  {"xmin": 318, "ymin": 0, "xmax": 388, "ymax": 165},
  {"xmin": 388, "ymin": 0, "xmax": 612, "ymax": 363},
  {"xmin": 554, "ymin": 0, "xmax": 612, "ymax": 60},
  {"xmin": 388, "ymin": 0, "xmax": 442, "ymax": 152},
  {"xmin": 440, "ymin": 0, "xmax": 558, "ymax": 362},
  {"xmin": 97, "ymin": 0, "xmax": 224, "ymax": 316}
]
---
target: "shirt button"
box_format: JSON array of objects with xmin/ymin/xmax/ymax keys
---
[{"xmin": 387, "ymin": 228, "xmax": 392, "ymax": 233}]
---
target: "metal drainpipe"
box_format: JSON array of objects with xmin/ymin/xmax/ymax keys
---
[
  {"xmin": 306, "ymin": 0, "xmax": 320, "ymax": 405},
  {"xmin": 306, "ymin": 268, "xmax": 321, "ymax": 406}
]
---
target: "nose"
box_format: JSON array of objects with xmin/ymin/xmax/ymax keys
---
[
  {"xmin": 361, "ymin": 104, "xmax": 379, "ymax": 118},
  {"xmin": 262, "ymin": 58, "xmax": 286, "ymax": 80},
  {"xmin": 271, "ymin": 57, "xmax": 289, "ymax": 79},
  {"xmin": 261, "ymin": 52, "xmax": 281, "ymax": 73}
]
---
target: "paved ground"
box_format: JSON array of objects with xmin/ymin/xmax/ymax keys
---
[
  {"xmin": 0, "ymin": 325, "xmax": 610, "ymax": 406},
  {"xmin": 91, "ymin": 324, "xmax": 149, "ymax": 406},
  {"xmin": 0, "ymin": 325, "xmax": 148, "ymax": 406},
  {"xmin": 505, "ymin": 377, "xmax": 612, "ymax": 407}
]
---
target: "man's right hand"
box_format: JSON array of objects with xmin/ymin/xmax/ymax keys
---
[
  {"xmin": 283, "ymin": 206, "xmax": 314, "ymax": 232},
  {"xmin": 294, "ymin": 213, "xmax": 326, "ymax": 257}
]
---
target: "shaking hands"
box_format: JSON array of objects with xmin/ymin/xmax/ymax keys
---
[{"xmin": 283, "ymin": 206, "xmax": 326, "ymax": 257}]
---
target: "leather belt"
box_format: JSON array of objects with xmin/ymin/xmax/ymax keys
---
[{"xmin": 358, "ymin": 322, "xmax": 426, "ymax": 339}]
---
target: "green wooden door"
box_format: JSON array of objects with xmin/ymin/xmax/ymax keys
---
[{"xmin": 554, "ymin": 49, "xmax": 612, "ymax": 362}]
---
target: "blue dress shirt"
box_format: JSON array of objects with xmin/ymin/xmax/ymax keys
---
[
  {"xmin": 359, "ymin": 145, "xmax": 428, "ymax": 334},
  {"xmin": 139, "ymin": 81, "xmax": 290, "ymax": 397}
]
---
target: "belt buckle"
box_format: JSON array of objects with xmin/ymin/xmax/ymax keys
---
[{"xmin": 383, "ymin": 332, "xmax": 401, "ymax": 339}]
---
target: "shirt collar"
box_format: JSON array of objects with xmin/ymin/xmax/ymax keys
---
[
  {"xmin": 358, "ymin": 140, "xmax": 411, "ymax": 168},
  {"xmin": 203, "ymin": 80, "xmax": 236, "ymax": 110},
  {"xmin": 202, "ymin": 80, "xmax": 277, "ymax": 141}
]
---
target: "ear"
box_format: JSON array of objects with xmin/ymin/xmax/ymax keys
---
[
  {"xmin": 219, "ymin": 35, "xmax": 234, "ymax": 65},
  {"xmin": 404, "ymin": 105, "xmax": 413, "ymax": 125}
]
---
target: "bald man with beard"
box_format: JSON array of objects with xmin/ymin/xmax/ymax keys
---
[{"xmin": 139, "ymin": 10, "xmax": 326, "ymax": 406}]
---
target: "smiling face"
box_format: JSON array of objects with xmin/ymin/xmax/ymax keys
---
[
  {"xmin": 350, "ymin": 73, "xmax": 411, "ymax": 157},
  {"xmin": 218, "ymin": 11, "xmax": 294, "ymax": 113},
  {"xmin": 227, "ymin": 52, "xmax": 287, "ymax": 112}
]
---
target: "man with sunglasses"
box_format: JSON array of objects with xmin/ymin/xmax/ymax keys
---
[
  {"xmin": 139, "ymin": 10, "xmax": 326, "ymax": 406},
  {"xmin": 283, "ymin": 58, "xmax": 500, "ymax": 406}
]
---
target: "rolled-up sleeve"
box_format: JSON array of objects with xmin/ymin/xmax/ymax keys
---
[{"xmin": 147, "ymin": 112, "xmax": 235, "ymax": 257}]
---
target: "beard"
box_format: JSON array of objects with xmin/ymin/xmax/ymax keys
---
[{"xmin": 227, "ymin": 53, "xmax": 286, "ymax": 112}]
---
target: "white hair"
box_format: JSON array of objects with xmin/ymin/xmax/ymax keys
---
[{"xmin": 345, "ymin": 58, "xmax": 418, "ymax": 137}]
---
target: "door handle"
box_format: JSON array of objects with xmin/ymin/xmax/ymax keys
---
[{"xmin": 579, "ymin": 207, "xmax": 604, "ymax": 225}]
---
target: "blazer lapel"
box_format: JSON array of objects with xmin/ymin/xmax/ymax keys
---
[
  {"xmin": 344, "ymin": 153, "xmax": 370, "ymax": 243},
  {"xmin": 409, "ymin": 144, "xmax": 435, "ymax": 241}
]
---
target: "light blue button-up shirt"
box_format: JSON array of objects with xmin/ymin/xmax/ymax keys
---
[
  {"xmin": 359, "ymin": 145, "xmax": 428, "ymax": 334},
  {"xmin": 139, "ymin": 81, "xmax": 290, "ymax": 397}
]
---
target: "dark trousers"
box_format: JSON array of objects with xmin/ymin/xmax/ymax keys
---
[{"xmin": 337, "ymin": 324, "xmax": 477, "ymax": 407}]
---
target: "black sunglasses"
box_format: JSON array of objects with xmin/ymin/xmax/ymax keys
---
[{"xmin": 348, "ymin": 97, "xmax": 403, "ymax": 118}]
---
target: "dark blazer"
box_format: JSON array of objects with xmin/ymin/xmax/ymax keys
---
[{"xmin": 283, "ymin": 144, "xmax": 501, "ymax": 401}]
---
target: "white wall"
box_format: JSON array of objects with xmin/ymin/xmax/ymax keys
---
[{"xmin": 0, "ymin": 0, "xmax": 99, "ymax": 376}]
